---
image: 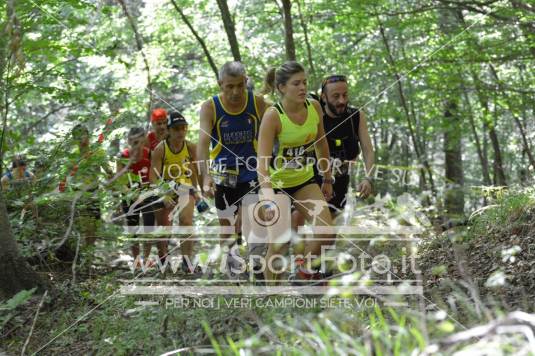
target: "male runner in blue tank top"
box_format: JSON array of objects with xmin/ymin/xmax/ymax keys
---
[{"xmin": 197, "ymin": 61, "xmax": 267, "ymax": 277}]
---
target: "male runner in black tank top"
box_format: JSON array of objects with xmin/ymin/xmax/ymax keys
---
[{"xmin": 293, "ymin": 75, "xmax": 375, "ymax": 227}]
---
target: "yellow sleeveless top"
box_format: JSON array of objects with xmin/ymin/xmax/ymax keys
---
[
  {"xmin": 162, "ymin": 140, "xmax": 193, "ymax": 185},
  {"xmin": 269, "ymin": 100, "xmax": 319, "ymax": 188}
]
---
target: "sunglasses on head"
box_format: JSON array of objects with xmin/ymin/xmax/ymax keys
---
[{"xmin": 321, "ymin": 75, "xmax": 347, "ymax": 92}]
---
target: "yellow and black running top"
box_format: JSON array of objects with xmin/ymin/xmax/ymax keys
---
[{"xmin": 162, "ymin": 140, "xmax": 193, "ymax": 186}]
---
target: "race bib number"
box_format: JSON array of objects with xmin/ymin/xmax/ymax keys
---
[
  {"xmin": 211, "ymin": 164, "xmax": 238, "ymax": 188},
  {"xmin": 281, "ymin": 145, "xmax": 312, "ymax": 169}
]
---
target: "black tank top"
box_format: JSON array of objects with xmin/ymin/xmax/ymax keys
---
[{"xmin": 323, "ymin": 107, "xmax": 360, "ymax": 162}]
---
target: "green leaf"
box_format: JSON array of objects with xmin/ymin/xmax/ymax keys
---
[
  {"xmin": 4, "ymin": 288, "xmax": 37, "ymax": 310},
  {"xmin": 409, "ymin": 327, "xmax": 426, "ymax": 351},
  {"xmin": 438, "ymin": 321, "xmax": 455, "ymax": 333}
]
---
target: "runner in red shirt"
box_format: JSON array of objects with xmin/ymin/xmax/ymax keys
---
[
  {"xmin": 117, "ymin": 127, "xmax": 155, "ymax": 269},
  {"xmin": 147, "ymin": 108, "xmax": 168, "ymax": 151}
]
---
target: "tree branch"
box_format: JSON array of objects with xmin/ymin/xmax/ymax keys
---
[
  {"xmin": 216, "ymin": 0, "xmax": 242, "ymax": 61},
  {"xmin": 169, "ymin": 0, "xmax": 219, "ymax": 80},
  {"xmin": 117, "ymin": 0, "xmax": 153, "ymax": 117},
  {"xmin": 20, "ymin": 290, "xmax": 48, "ymax": 356},
  {"xmin": 281, "ymin": 0, "xmax": 296, "ymax": 61},
  {"xmin": 296, "ymin": 0, "xmax": 316, "ymax": 84},
  {"xmin": 22, "ymin": 105, "xmax": 69, "ymax": 135}
]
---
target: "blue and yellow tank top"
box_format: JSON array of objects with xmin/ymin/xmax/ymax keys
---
[{"xmin": 210, "ymin": 90, "xmax": 260, "ymax": 183}]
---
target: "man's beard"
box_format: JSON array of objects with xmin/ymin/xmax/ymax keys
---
[{"xmin": 326, "ymin": 100, "xmax": 348, "ymax": 117}]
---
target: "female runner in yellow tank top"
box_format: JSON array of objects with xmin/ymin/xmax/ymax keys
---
[{"xmin": 257, "ymin": 61, "xmax": 335, "ymax": 282}]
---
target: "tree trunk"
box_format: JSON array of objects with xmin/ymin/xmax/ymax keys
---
[
  {"xmin": 0, "ymin": 190, "xmax": 47, "ymax": 298},
  {"xmin": 403, "ymin": 140, "xmax": 410, "ymax": 193},
  {"xmin": 117, "ymin": 0, "xmax": 153, "ymax": 117},
  {"xmin": 483, "ymin": 122, "xmax": 489, "ymax": 178},
  {"xmin": 467, "ymin": 72, "xmax": 507, "ymax": 186},
  {"xmin": 0, "ymin": 59, "xmax": 8, "ymax": 167},
  {"xmin": 437, "ymin": 8, "xmax": 467, "ymax": 218},
  {"xmin": 490, "ymin": 99, "xmax": 507, "ymax": 186},
  {"xmin": 462, "ymin": 81, "xmax": 491, "ymax": 185},
  {"xmin": 281, "ymin": 0, "xmax": 296, "ymax": 61},
  {"xmin": 0, "ymin": 2, "xmax": 47, "ymax": 299},
  {"xmin": 1, "ymin": 0, "xmax": 15, "ymax": 165},
  {"xmin": 443, "ymin": 100, "xmax": 464, "ymax": 217},
  {"xmin": 296, "ymin": 0, "xmax": 315, "ymax": 83},
  {"xmin": 516, "ymin": 64, "xmax": 534, "ymax": 144},
  {"xmin": 216, "ymin": 0, "xmax": 241, "ymax": 62},
  {"xmin": 170, "ymin": 0, "xmax": 218, "ymax": 80}
]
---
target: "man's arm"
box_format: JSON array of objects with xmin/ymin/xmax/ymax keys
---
[
  {"xmin": 102, "ymin": 160, "xmax": 113, "ymax": 177},
  {"xmin": 197, "ymin": 99, "xmax": 215, "ymax": 198},
  {"xmin": 1, "ymin": 175, "xmax": 9, "ymax": 190},
  {"xmin": 104, "ymin": 154, "xmax": 128, "ymax": 190},
  {"xmin": 358, "ymin": 111, "xmax": 375, "ymax": 177},
  {"xmin": 311, "ymin": 100, "xmax": 333, "ymax": 201},
  {"xmin": 255, "ymin": 94, "xmax": 269, "ymax": 120},
  {"xmin": 187, "ymin": 141, "xmax": 201, "ymax": 194},
  {"xmin": 150, "ymin": 142, "xmax": 176, "ymax": 208},
  {"xmin": 116, "ymin": 154, "xmax": 126, "ymax": 175},
  {"xmin": 92, "ymin": 147, "xmax": 114, "ymax": 178},
  {"xmin": 357, "ymin": 111, "xmax": 375, "ymax": 198},
  {"xmin": 27, "ymin": 171, "xmax": 36, "ymax": 182},
  {"xmin": 149, "ymin": 142, "xmax": 164, "ymax": 185}
]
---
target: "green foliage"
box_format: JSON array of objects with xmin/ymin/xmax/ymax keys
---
[
  {"xmin": 1, "ymin": 0, "xmax": 534, "ymax": 354},
  {"xmin": 0, "ymin": 288, "xmax": 36, "ymax": 330},
  {"xmin": 470, "ymin": 188, "xmax": 535, "ymax": 238}
]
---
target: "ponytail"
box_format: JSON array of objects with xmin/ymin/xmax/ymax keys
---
[{"xmin": 261, "ymin": 67, "xmax": 277, "ymax": 95}]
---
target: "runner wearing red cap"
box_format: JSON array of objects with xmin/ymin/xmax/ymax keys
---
[{"xmin": 147, "ymin": 108, "xmax": 169, "ymax": 151}]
